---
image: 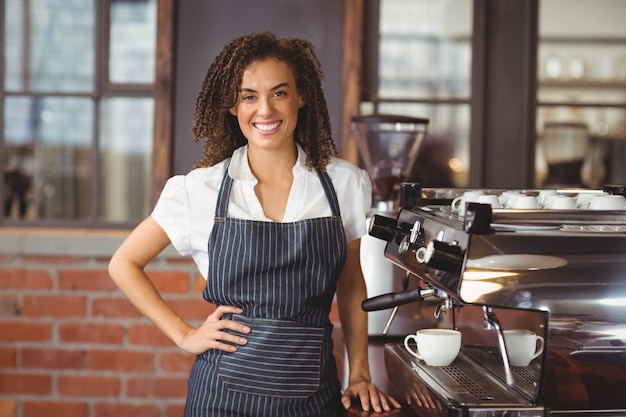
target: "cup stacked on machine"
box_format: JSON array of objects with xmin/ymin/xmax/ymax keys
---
[{"xmin": 450, "ymin": 189, "xmax": 626, "ymax": 215}]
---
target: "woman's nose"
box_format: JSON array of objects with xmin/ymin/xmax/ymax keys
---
[{"xmin": 257, "ymin": 97, "xmax": 272, "ymax": 115}]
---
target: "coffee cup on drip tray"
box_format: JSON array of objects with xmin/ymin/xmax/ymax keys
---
[
  {"xmin": 503, "ymin": 329, "xmax": 544, "ymax": 366},
  {"xmin": 404, "ymin": 328, "xmax": 462, "ymax": 366}
]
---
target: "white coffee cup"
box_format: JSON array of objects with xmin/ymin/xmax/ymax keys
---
[
  {"xmin": 477, "ymin": 194, "xmax": 502, "ymax": 209},
  {"xmin": 503, "ymin": 329, "xmax": 544, "ymax": 366},
  {"xmin": 404, "ymin": 328, "xmax": 462, "ymax": 366},
  {"xmin": 499, "ymin": 191, "xmax": 522, "ymax": 208},
  {"xmin": 588, "ymin": 194, "xmax": 626, "ymax": 210},
  {"xmin": 548, "ymin": 195, "xmax": 576, "ymax": 210},
  {"xmin": 537, "ymin": 190, "xmax": 558, "ymax": 208},
  {"xmin": 451, "ymin": 191, "xmax": 484, "ymax": 216},
  {"xmin": 512, "ymin": 195, "xmax": 540, "ymax": 209},
  {"xmin": 576, "ymin": 192, "xmax": 605, "ymax": 209}
]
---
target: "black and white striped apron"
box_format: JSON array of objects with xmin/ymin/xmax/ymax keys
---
[{"xmin": 184, "ymin": 167, "xmax": 347, "ymax": 417}]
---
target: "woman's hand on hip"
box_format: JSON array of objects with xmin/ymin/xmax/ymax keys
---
[{"xmin": 178, "ymin": 305, "xmax": 250, "ymax": 355}]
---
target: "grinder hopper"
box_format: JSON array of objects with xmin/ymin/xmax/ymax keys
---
[{"xmin": 352, "ymin": 114, "xmax": 429, "ymax": 212}]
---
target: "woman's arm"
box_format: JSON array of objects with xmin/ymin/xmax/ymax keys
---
[
  {"xmin": 336, "ymin": 239, "xmax": 401, "ymax": 412},
  {"xmin": 108, "ymin": 216, "xmax": 249, "ymax": 354}
]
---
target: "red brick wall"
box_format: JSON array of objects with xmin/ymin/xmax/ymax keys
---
[
  {"xmin": 0, "ymin": 250, "xmax": 201, "ymax": 417},
  {"xmin": 0, "ymin": 244, "xmax": 346, "ymax": 417},
  {"xmin": 0, "ymin": 243, "xmax": 343, "ymax": 417}
]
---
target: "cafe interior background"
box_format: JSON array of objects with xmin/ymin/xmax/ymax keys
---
[{"xmin": 1, "ymin": 0, "xmax": 625, "ymax": 416}]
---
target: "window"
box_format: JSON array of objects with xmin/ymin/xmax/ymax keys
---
[
  {"xmin": 536, "ymin": 0, "xmax": 626, "ymax": 188},
  {"xmin": 362, "ymin": 0, "xmax": 473, "ymax": 187},
  {"xmin": 2, "ymin": 0, "xmax": 169, "ymax": 227}
]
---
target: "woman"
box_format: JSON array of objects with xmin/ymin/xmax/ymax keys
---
[{"xmin": 108, "ymin": 31, "xmax": 401, "ymax": 417}]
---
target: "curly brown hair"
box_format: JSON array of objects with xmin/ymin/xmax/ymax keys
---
[{"xmin": 192, "ymin": 32, "xmax": 338, "ymax": 170}]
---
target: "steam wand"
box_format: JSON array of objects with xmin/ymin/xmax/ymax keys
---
[{"xmin": 482, "ymin": 306, "xmax": 514, "ymax": 386}]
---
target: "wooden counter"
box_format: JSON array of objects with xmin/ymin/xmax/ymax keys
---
[
  {"xmin": 334, "ymin": 328, "xmax": 419, "ymax": 417},
  {"xmin": 345, "ymin": 407, "xmax": 411, "ymax": 416}
]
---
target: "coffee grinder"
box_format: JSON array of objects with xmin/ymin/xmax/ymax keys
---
[{"xmin": 351, "ymin": 114, "xmax": 429, "ymax": 336}]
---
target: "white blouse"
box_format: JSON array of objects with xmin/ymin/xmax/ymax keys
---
[{"xmin": 151, "ymin": 144, "xmax": 372, "ymax": 279}]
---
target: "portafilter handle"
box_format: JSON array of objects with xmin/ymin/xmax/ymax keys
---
[{"xmin": 361, "ymin": 288, "xmax": 435, "ymax": 312}]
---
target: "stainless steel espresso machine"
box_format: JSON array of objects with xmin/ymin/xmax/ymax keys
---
[
  {"xmin": 363, "ymin": 184, "xmax": 626, "ymax": 417},
  {"xmin": 352, "ymin": 115, "xmax": 430, "ymax": 336}
]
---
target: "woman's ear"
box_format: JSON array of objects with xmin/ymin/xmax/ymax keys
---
[
  {"xmin": 299, "ymin": 97, "xmax": 305, "ymax": 108},
  {"xmin": 229, "ymin": 107, "xmax": 237, "ymax": 116}
]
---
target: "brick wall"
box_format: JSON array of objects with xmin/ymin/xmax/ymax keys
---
[{"xmin": 0, "ymin": 230, "xmax": 342, "ymax": 417}]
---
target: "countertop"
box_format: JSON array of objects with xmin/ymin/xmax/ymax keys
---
[
  {"xmin": 345, "ymin": 407, "xmax": 410, "ymax": 417},
  {"xmin": 333, "ymin": 328, "xmax": 418, "ymax": 417}
]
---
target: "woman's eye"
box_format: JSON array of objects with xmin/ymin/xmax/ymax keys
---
[
  {"xmin": 274, "ymin": 90, "xmax": 287, "ymax": 97},
  {"xmin": 242, "ymin": 95, "xmax": 256, "ymax": 101}
]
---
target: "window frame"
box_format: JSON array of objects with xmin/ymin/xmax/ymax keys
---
[
  {"xmin": 345, "ymin": 0, "xmax": 475, "ymax": 187},
  {"xmin": 349, "ymin": 0, "xmax": 541, "ymax": 188},
  {"xmin": 0, "ymin": 0, "xmax": 175, "ymax": 229}
]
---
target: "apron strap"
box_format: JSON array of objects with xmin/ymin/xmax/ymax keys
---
[
  {"xmin": 215, "ymin": 164, "xmax": 233, "ymax": 218},
  {"xmin": 316, "ymin": 169, "xmax": 342, "ymax": 218}
]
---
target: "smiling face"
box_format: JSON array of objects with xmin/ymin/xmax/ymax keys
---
[{"xmin": 230, "ymin": 58, "xmax": 304, "ymax": 154}]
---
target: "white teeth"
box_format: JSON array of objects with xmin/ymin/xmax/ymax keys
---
[{"xmin": 255, "ymin": 121, "xmax": 281, "ymax": 131}]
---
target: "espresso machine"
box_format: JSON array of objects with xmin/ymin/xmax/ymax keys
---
[
  {"xmin": 351, "ymin": 115, "xmax": 430, "ymax": 336},
  {"xmin": 363, "ymin": 184, "xmax": 626, "ymax": 416}
]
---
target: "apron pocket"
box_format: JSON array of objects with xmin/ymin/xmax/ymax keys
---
[{"xmin": 218, "ymin": 314, "xmax": 324, "ymax": 399}]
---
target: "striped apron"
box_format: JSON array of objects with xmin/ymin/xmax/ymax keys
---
[{"xmin": 184, "ymin": 167, "xmax": 347, "ymax": 417}]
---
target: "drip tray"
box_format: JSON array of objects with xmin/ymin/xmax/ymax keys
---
[
  {"xmin": 462, "ymin": 344, "xmax": 541, "ymax": 400},
  {"xmin": 385, "ymin": 343, "xmax": 541, "ymax": 409}
]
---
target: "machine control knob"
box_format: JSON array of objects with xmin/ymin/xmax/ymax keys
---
[
  {"xmin": 398, "ymin": 220, "xmax": 424, "ymax": 255},
  {"xmin": 368, "ymin": 214, "xmax": 398, "ymax": 242},
  {"xmin": 416, "ymin": 240, "xmax": 464, "ymax": 274},
  {"xmin": 409, "ymin": 220, "xmax": 422, "ymax": 244}
]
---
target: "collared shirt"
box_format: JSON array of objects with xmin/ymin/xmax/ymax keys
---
[{"xmin": 152, "ymin": 144, "xmax": 372, "ymax": 279}]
